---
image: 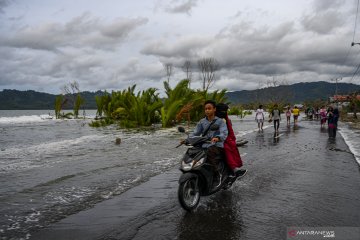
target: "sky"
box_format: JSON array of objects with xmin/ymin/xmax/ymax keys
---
[{"xmin": 0, "ymin": 0, "xmax": 360, "ymax": 95}]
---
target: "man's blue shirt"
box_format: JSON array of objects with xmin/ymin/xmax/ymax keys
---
[{"xmin": 189, "ymin": 116, "xmax": 228, "ymax": 148}]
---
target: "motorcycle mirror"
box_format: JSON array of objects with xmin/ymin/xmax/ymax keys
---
[
  {"xmin": 178, "ymin": 126, "xmax": 186, "ymax": 133},
  {"xmin": 210, "ymin": 124, "xmax": 219, "ymax": 131}
]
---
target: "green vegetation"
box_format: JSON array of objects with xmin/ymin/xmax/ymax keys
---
[
  {"xmin": 89, "ymin": 118, "xmax": 114, "ymax": 127},
  {"xmin": 55, "ymin": 95, "xmax": 65, "ymax": 119},
  {"xmin": 89, "ymin": 79, "xmax": 228, "ymax": 128},
  {"xmin": 161, "ymin": 80, "xmax": 194, "ymax": 128},
  {"xmin": 228, "ymin": 105, "xmax": 252, "ymax": 119},
  {"xmin": 73, "ymin": 94, "xmax": 85, "ymax": 118}
]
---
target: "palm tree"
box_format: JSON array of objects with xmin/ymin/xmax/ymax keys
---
[
  {"xmin": 54, "ymin": 95, "xmax": 67, "ymax": 119},
  {"xmin": 96, "ymin": 85, "xmax": 163, "ymax": 127},
  {"xmin": 73, "ymin": 94, "xmax": 85, "ymax": 118},
  {"xmin": 161, "ymin": 79, "xmax": 193, "ymax": 127}
]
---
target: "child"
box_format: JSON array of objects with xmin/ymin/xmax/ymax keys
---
[
  {"xmin": 255, "ymin": 105, "xmax": 265, "ymax": 131},
  {"xmin": 285, "ymin": 107, "xmax": 291, "ymax": 126}
]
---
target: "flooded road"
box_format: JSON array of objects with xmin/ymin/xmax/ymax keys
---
[{"xmin": 30, "ymin": 120, "xmax": 360, "ymax": 240}]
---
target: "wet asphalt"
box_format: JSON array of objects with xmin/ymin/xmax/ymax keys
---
[{"xmin": 30, "ymin": 120, "xmax": 360, "ymax": 240}]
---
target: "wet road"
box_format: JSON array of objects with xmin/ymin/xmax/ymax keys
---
[{"xmin": 30, "ymin": 120, "xmax": 360, "ymax": 240}]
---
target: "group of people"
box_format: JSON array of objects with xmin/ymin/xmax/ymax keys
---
[
  {"xmin": 255, "ymin": 105, "xmax": 300, "ymax": 132},
  {"xmin": 255, "ymin": 104, "xmax": 339, "ymax": 138},
  {"xmin": 304, "ymin": 105, "xmax": 339, "ymax": 138},
  {"xmin": 184, "ymin": 101, "xmax": 340, "ymax": 189},
  {"xmin": 320, "ymin": 106, "xmax": 340, "ymax": 138}
]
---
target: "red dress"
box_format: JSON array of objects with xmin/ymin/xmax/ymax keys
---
[{"xmin": 223, "ymin": 116, "xmax": 243, "ymax": 170}]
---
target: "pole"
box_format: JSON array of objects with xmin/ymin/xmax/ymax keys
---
[{"xmin": 331, "ymin": 77, "xmax": 342, "ymax": 107}]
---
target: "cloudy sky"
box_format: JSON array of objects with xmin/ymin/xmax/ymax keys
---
[{"xmin": 0, "ymin": 0, "xmax": 359, "ymax": 95}]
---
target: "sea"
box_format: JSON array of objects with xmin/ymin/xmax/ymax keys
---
[{"xmin": 0, "ymin": 110, "xmax": 359, "ymax": 240}]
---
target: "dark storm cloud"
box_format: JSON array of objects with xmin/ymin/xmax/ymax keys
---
[
  {"xmin": 0, "ymin": 12, "xmax": 149, "ymax": 92},
  {"xmin": 140, "ymin": 1, "xmax": 354, "ymax": 92},
  {"xmin": 301, "ymin": 0, "xmax": 346, "ymax": 34},
  {"xmin": 301, "ymin": 10, "xmax": 345, "ymax": 34},
  {"xmin": 313, "ymin": 0, "xmax": 343, "ymax": 12},
  {"xmin": 140, "ymin": 36, "xmax": 211, "ymax": 59},
  {"xmin": 0, "ymin": 0, "xmax": 12, "ymax": 13},
  {"xmin": 0, "ymin": 13, "xmax": 148, "ymax": 52},
  {"xmin": 0, "ymin": 0, "xmax": 357, "ymax": 93},
  {"xmin": 165, "ymin": 0, "xmax": 199, "ymax": 15}
]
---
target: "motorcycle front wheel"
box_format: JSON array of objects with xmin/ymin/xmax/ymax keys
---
[{"xmin": 178, "ymin": 176, "xmax": 200, "ymax": 211}]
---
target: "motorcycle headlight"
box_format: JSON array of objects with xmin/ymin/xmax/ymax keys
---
[
  {"xmin": 194, "ymin": 158, "xmax": 205, "ymax": 168},
  {"xmin": 181, "ymin": 160, "xmax": 194, "ymax": 171}
]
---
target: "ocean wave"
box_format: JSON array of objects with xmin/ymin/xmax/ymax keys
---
[
  {"xmin": 0, "ymin": 134, "xmax": 109, "ymax": 172},
  {"xmin": 0, "ymin": 115, "xmax": 52, "ymax": 124},
  {"xmin": 0, "ymin": 114, "xmax": 97, "ymax": 125},
  {"xmin": 2, "ymin": 134, "xmax": 107, "ymax": 155}
]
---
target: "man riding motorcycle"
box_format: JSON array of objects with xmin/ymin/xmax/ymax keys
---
[{"xmin": 182, "ymin": 100, "xmax": 228, "ymax": 187}]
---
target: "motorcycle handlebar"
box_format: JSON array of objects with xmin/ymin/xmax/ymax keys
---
[{"xmin": 175, "ymin": 139, "xmax": 212, "ymax": 148}]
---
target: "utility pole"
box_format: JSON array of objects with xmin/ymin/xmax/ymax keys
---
[{"xmin": 331, "ymin": 77, "xmax": 342, "ymax": 107}]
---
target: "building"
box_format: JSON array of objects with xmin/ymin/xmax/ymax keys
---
[{"xmin": 328, "ymin": 95, "xmax": 360, "ymax": 107}]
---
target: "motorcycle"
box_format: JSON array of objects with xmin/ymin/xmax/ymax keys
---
[{"xmin": 176, "ymin": 125, "xmax": 241, "ymax": 211}]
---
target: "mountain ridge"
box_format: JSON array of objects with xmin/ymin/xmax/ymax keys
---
[
  {"xmin": 0, "ymin": 81, "xmax": 359, "ymax": 110},
  {"xmin": 226, "ymin": 81, "xmax": 360, "ymax": 104}
]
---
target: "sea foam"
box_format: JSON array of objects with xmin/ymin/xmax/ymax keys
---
[{"xmin": 0, "ymin": 115, "xmax": 50, "ymax": 124}]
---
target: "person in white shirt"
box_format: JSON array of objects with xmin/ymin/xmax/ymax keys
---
[{"xmin": 255, "ymin": 105, "xmax": 265, "ymax": 131}]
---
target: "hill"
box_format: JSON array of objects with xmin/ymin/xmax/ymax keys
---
[
  {"xmin": 0, "ymin": 89, "xmax": 104, "ymax": 110},
  {"xmin": 0, "ymin": 81, "xmax": 359, "ymax": 109},
  {"xmin": 226, "ymin": 81, "xmax": 360, "ymax": 104}
]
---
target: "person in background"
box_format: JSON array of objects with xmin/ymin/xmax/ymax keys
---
[
  {"xmin": 292, "ymin": 106, "xmax": 300, "ymax": 125},
  {"xmin": 270, "ymin": 104, "xmax": 281, "ymax": 132},
  {"xmin": 319, "ymin": 106, "xmax": 327, "ymax": 128},
  {"xmin": 315, "ymin": 107, "xmax": 320, "ymax": 120},
  {"xmin": 327, "ymin": 107, "xmax": 339, "ymax": 138},
  {"xmin": 306, "ymin": 106, "xmax": 314, "ymax": 120},
  {"xmin": 285, "ymin": 107, "xmax": 291, "ymax": 126},
  {"xmin": 255, "ymin": 105, "xmax": 265, "ymax": 131}
]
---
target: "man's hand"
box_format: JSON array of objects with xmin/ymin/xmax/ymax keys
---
[{"xmin": 211, "ymin": 137, "xmax": 219, "ymax": 143}]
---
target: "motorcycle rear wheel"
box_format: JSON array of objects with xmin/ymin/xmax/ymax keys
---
[{"xmin": 178, "ymin": 177, "xmax": 200, "ymax": 211}]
